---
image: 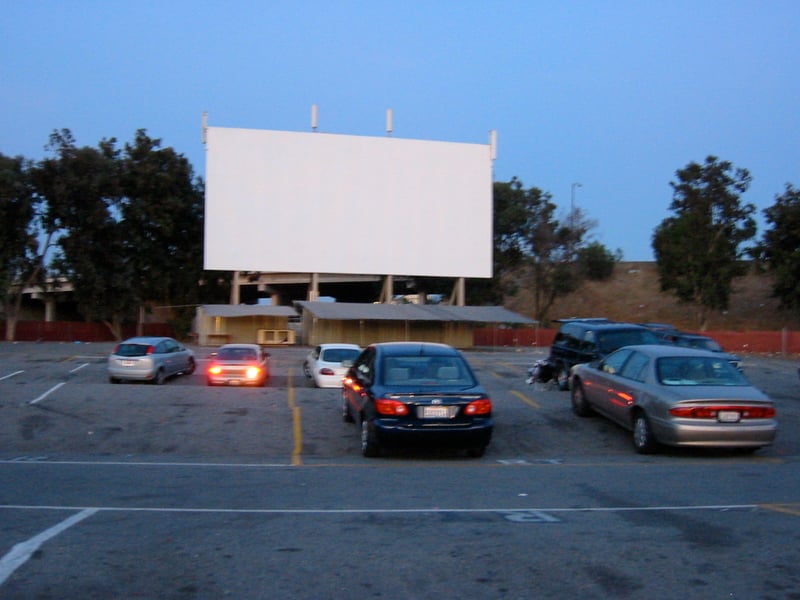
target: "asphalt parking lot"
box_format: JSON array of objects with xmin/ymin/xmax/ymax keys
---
[
  {"xmin": 1, "ymin": 341, "xmax": 798, "ymax": 462},
  {"xmin": 1, "ymin": 342, "xmax": 799, "ymax": 599}
]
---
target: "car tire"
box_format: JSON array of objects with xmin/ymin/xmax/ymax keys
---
[
  {"xmin": 571, "ymin": 380, "xmax": 593, "ymax": 417},
  {"xmin": 342, "ymin": 393, "xmax": 354, "ymax": 423},
  {"xmin": 360, "ymin": 418, "xmax": 380, "ymax": 457},
  {"xmin": 153, "ymin": 369, "xmax": 166, "ymax": 385},
  {"xmin": 303, "ymin": 362, "xmax": 311, "ymax": 379},
  {"xmin": 109, "ymin": 376, "xmax": 120, "ymax": 384},
  {"xmin": 633, "ymin": 411, "xmax": 659, "ymax": 454},
  {"xmin": 185, "ymin": 358, "xmax": 196, "ymax": 375},
  {"xmin": 556, "ymin": 366, "xmax": 570, "ymax": 391}
]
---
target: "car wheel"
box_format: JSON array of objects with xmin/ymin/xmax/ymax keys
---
[
  {"xmin": 342, "ymin": 393, "xmax": 354, "ymax": 423},
  {"xmin": 556, "ymin": 367, "xmax": 570, "ymax": 391},
  {"xmin": 109, "ymin": 376, "xmax": 120, "ymax": 384},
  {"xmin": 360, "ymin": 418, "xmax": 380, "ymax": 457},
  {"xmin": 185, "ymin": 357, "xmax": 196, "ymax": 375},
  {"xmin": 571, "ymin": 380, "xmax": 593, "ymax": 417},
  {"xmin": 303, "ymin": 361, "xmax": 311, "ymax": 379},
  {"xmin": 633, "ymin": 411, "xmax": 659, "ymax": 454},
  {"xmin": 153, "ymin": 368, "xmax": 166, "ymax": 385}
]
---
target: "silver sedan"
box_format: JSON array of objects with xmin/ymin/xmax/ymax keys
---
[
  {"xmin": 108, "ymin": 336, "xmax": 195, "ymax": 384},
  {"xmin": 570, "ymin": 345, "xmax": 777, "ymax": 454}
]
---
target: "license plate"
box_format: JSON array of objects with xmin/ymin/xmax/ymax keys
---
[
  {"xmin": 717, "ymin": 410, "xmax": 741, "ymax": 423},
  {"xmin": 423, "ymin": 406, "xmax": 450, "ymax": 419},
  {"xmin": 120, "ymin": 360, "xmax": 135, "ymax": 367}
]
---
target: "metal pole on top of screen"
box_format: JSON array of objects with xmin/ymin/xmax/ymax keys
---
[
  {"xmin": 311, "ymin": 104, "xmax": 318, "ymax": 131},
  {"xmin": 386, "ymin": 109, "xmax": 393, "ymax": 136}
]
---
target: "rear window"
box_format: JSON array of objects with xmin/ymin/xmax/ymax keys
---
[
  {"xmin": 321, "ymin": 348, "xmax": 360, "ymax": 363},
  {"xmin": 381, "ymin": 355, "xmax": 475, "ymax": 386},
  {"xmin": 656, "ymin": 357, "xmax": 748, "ymax": 386},
  {"xmin": 115, "ymin": 343, "xmax": 151, "ymax": 357}
]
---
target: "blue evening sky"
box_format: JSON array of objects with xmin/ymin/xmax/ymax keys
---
[{"xmin": 2, "ymin": 1, "xmax": 798, "ymax": 261}]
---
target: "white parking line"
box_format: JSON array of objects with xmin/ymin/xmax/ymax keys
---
[
  {"xmin": 0, "ymin": 370, "xmax": 24, "ymax": 382},
  {"xmin": 69, "ymin": 363, "xmax": 90, "ymax": 374},
  {"xmin": 28, "ymin": 382, "xmax": 66, "ymax": 405},
  {"xmin": 0, "ymin": 508, "xmax": 98, "ymax": 585}
]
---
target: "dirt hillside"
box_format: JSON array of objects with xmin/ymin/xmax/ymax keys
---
[{"xmin": 505, "ymin": 262, "xmax": 800, "ymax": 331}]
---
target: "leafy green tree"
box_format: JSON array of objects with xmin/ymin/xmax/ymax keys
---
[
  {"xmin": 577, "ymin": 242, "xmax": 619, "ymax": 281},
  {"xmin": 652, "ymin": 156, "xmax": 756, "ymax": 329},
  {"xmin": 31, "ymin": 130, "xmax": 134, "ymax": 339},
  {"xmin": 0, "ymin": 153, "xmax": 41, "ymax": 340},
  {"xmin": 754, "ymin": 184, "xmax": 800, "ymax": 314},
  {"xmin": 119, "ymin": 130, "xmax": 206, "ymax": 336}
]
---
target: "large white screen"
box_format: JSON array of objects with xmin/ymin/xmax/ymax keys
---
[{"xmin": 204, "ymin": 127, "xmax": 493, "ymax": 278}]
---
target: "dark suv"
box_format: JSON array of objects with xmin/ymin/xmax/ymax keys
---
[{"xmin": 546, "ymin": 320, "xmax": 661, "ymax": 389}]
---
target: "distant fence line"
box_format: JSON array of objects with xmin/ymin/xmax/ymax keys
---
[
  {"xmin": 2, "ymin": 321, "xmax": 175, "ymax": 343},
  {"xmin": 3, "ymin": 321, "xmax": 799, "ymax": 355},
  {"xmin": 472, "ymin": 327, "xmax": 800, "ymax": 356}
]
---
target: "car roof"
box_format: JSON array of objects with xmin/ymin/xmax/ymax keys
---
[
  {"xmin": 120, "ymin": 336, "xmax": 173, "ymax": 344},
  {"xmin": 564, "ymin": 322, "xmax": 650, "ymax": 332},
  {"xmin": 615, "ymin": 344, "xmax": 727, "ymax": 359},
  {"xmin": 370, "ymin": 341, "xmax": 460, "ymax": 357},
  {"xmin": 319, "ymin": 343, "xmax": 361, "ymax": 350},
  {"xmin": 218, "ymin": 343, "xmax": 260, "ymax": 350}
]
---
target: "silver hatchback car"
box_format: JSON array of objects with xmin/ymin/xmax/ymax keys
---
[{"xmin": 108, "ymin": 336, "xmax": 195, "ymax": 384}]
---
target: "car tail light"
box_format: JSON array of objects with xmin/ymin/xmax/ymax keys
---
[
  {"xmin": 146, "ymin": 345, "xmax": 155, "ymax": 355},
  {"xmin": 465, "ymin": 398, "xmax": 492, "ymax": 415},
  {"xmin": 112, "ymin": 344, "xmax": 120, "ymax": 354},
  {"xmin": 320, "ymin": 368, "xmax": 336, "ymax": 375},
  {"xmin": 208, "ymin": 365, "xmax": 222, "ymax": 375},
  {"xmin": 375, "ymin": 398, "xmax": 410, "ymax": 416},
  {"xmin": 669, "ymin": 405, "xmax": 776, "ymax": 419},
  {"xmin": 246, "ymin": 366, "xmax": 262, "ymax": 379},
  {"xmin": 343, "ymin": 377, "xmax": 362, "ymax": 392}
]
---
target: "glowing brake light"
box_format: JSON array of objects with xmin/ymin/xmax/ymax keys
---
[
  {"xmin": 465, "ymin": 398, "xmax": 492, "ymax": 415},
  {"xmin": 669, "ymin": 405, "xmax": 775, "ymax": 419},
  {"xmin": 246, "ymin": 366, "xmax": 262, "ymax": 379},
  {"xmin": 146, "ymin": 345, "xmax": 155, "ymax": 355},
  {"xmin": 344, "ymin": 377, "xmax": 362, "ymax": 392},
  {"xmin": 208, "ymin": 365, "xmax": 222, "ymax": 375},
  {"xmin": 375, "ymin": 398, "xmax": 410, "ymax": 416}
]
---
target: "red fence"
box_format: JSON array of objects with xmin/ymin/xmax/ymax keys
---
[
  {"xmin": 2, "ymin": 320, "xmax": 176, "ymax": 342},
  {"xmin": 472, "ymin": 327, "xmax": 800, "ymax": 355}
]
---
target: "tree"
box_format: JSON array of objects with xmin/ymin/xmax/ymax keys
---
[
  {"xmin": 652, "ymin": 156, "xmax": 756, "ymax": 329},
  {"xmin": 119, "ymin": 130, "xmax": 206, "ymax": 336},
  {"xmin": 0, "ymin": 153, "xmax": 40, "ymax": 340},
  {"xmin": 754, "ymin": 184, "xmax": 800, "ymax": 315},
  {"xmin": 577, "ymin": 241, "xmax": 619, "ymax": 281}
]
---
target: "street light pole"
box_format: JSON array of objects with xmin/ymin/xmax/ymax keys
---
[{"xmin": 571, "ymin": 182, "xmax": 582, "ymax": 214}]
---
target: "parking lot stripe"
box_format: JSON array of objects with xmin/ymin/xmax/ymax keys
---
[
  {"xmin": 28, "ymin": 382, "xmax": 66, "ymax": 405},
  {"xmin": 288, "ymin": 369, "xmax": 303, "ymax": 466},
  {"xmin": 69, "ymin": 363, "xmax": 90, "ymax": 374},
  {"xmin": 511, "ymin": 389, "xmax": 541, "ymax": 409},
  {"xmin": 760, "ymin": 503, "xmax": 800, "ymax": 517},
  {"xmin": 0, "ymin": 370, "xmax": 24, "ymax": 382},
  {"xmin": 0, "ymin": 508, "xmax": 98, "ymax": 585}
]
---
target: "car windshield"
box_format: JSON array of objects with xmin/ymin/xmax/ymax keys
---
[
  {"xmin": 381, "ymin": 355, "xmax": 475, "ymax": 386},
  {"xmin": 115, "ymin": 343, "xmax": 151, "ymax": 357},
  {"xmin": 321, "ymin": 348, "xmax": 360, "ymax": 363},
  {"xmin": 596, "ymin": 330, "xmax": 659, "ymax": 353},
  {"xmin": 656, "ymin": 356, "xmax": 749, "ymax": 386},
  {"xmin": 217, "ymin": 347, "xmax": 258, "ymax": 361}
]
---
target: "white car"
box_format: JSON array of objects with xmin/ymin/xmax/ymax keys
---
[
  {"xmin": 108, "ymin": 336, "xmax": 195, "ymax": 384},
  {"xmin": 303, "ymin": 343, "xmax": 362, "ymax": 388}
]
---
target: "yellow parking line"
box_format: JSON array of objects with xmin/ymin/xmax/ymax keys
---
[
  {"xmin": 287, "ymin": 369, "xmax": 303, "ymax": 466},
  {"xmin": 760, "ymin": 503, "xmax": 800, "ymax": 517},
  {"xmin": 511, "ymin": 389, "xmax": 541, "ymax": 409}
]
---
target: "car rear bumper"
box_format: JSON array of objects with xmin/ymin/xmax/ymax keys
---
[
  {"xmin": 652, "ymin": 418, "xmax": 778, "ymax": 448},
  {"xmin": 373, "ymin": 418, "xmax": 494, "ymax": 448},
  {"xmin": 107, "ymin": 366, "xmax": 156, "ymax": 380}
]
